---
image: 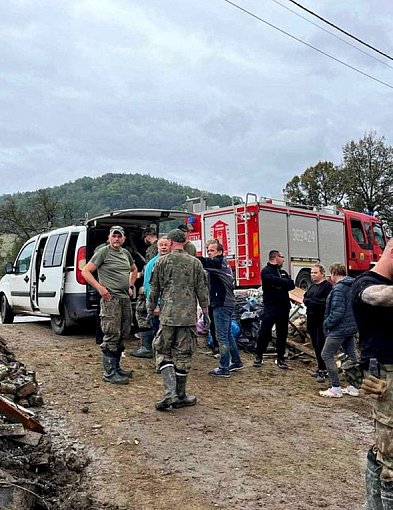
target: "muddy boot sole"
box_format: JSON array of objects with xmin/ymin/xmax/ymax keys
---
[
  {"xmin": 172, "ymin": 396, "xmax": 197, "ymax": 408},
  {"xmin": 155, "ymin": 396, "xmax": 179, "ymax": 411},
  {"xmin": 103, "ymin": 375, "xmax": 129, "ymax": 385}
]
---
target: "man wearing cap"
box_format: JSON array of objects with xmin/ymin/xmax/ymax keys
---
[
  {"xmin": 82, "ymin": 226, "xmax": 138, "ymax": 385},
  {"xmin": 177, "ymin": 224, "xmax": 197, "ymax": 256},
  {"xmin": 147, "ymin": 228, "xmax": 210, "ymax": 410},
  {"xmin": 142, "ymin": 227, "xmax": 158, "ymax": 262}
]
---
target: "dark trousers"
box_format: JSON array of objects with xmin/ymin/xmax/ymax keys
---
[
  {"xmin": 307, "ymin": 315, "xmax": 327, "ymax": 371},
  {"xmin": 256, "ymin": 308, "xmax": 289, "ymax": 360},
  {"xmin": 364, "ymin": 447, "xmax": 393, "ymax": 509},
  {"xmin": 208, "ymin": 306, "xmax": 219, "ymax": 351}
]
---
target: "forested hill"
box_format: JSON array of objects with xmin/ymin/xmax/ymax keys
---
[
  {"xmin": 54, "ymin": 173, "xmax": 233, "ymax": 215},
  {"xmin": 0, "ymin": 173, "xmax": 234, "ymax": 242}
]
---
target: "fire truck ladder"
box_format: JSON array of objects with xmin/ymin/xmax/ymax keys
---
[{"xmin": 233, "ymin": 192, "xmax": 258, "ymax": 284}]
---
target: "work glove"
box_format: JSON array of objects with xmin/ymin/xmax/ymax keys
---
[
  {"xmin": 361, "ymin": 375, "xmax": 388, "ymax": 399},
  {"xmin": 202, "ymin": 312, "xmax": 211, "ymax": 331}
]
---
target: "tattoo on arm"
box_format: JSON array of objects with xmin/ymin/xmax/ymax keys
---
[{"xmin": 362, "ymin": 285, "xmax": 393, "ymax": 306}]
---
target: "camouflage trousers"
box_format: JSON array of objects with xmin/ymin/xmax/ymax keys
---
[
  {"xmin": 364, "ymin": 365, "xmax": 393, "ymax": 510},
  {"xmin": 135, "ymin": 293, "xmax": 151, "ymax": 330},
  {"xmin": 153, "ymin": 326, "xmax": 197, "ymax": 373},
  {"xmin": 373, "ymin": 365, "xmax": 393, "ymax": 483},
  {"xmin": 100, "ymin": 297, "xmax": 132, "ymax": 354}
]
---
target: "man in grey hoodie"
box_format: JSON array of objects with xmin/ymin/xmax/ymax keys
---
[{"xmin": 319, "ymin": 263, "xmax": 359, "ymax": 398}]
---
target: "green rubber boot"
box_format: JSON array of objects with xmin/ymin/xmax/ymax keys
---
[
  {"xmin": 103, "ymin": 353, "xmax": 129, "ymax": 385},
  {"xmin": 155, "ymin": 364, "xmax": 179, "ymax": 410},
  {"xmin": 172, "ymin": 373, "xmax": 197, "ymax": 408},
  {"xmin": 115, "ymin": 348, "xmax": 133, "ymax": 378},
  {"xmin": 129, "ymin": 330, "xmax": 154, "ymax": 358}
]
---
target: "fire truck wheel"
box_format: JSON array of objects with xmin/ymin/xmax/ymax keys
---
[{"xmin": 296, "ymin": 270, "xmax": 312, "ymax": 291}]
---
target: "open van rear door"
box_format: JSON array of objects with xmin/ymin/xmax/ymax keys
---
[
  {"xmin": 86, "ymin": 208, "xmax": 195, "ymax": 258},
  {"xmin": 86, "ymin": 208, "xmax": 193, "ymax": 229}
]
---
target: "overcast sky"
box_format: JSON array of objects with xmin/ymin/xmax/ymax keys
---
[{"xmin": 1, "ymin": 0, "xmax": 392, "ymax": 200}]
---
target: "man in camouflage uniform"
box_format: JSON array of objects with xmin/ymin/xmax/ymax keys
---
[
  {"xmin": 177, "ymin": 224, "xmax": 197, "ymax": 256},
  {"xmin": 142, "ymin": 227, "xmax": 158, "ymax": 262},
  {"xmin": 82, "ymin": 226, "xmax": 138, "ymax": 385},
  {"xmin": 147, "ymin": 228, "xmax": 210, "ymax": 410},
  {"xmin": 131, "ymin": 236, "xmax": 171, "ymax": 358},
  {"xmin": 352, "ymin": 237, "xmax": 393, "ymax": 509}
]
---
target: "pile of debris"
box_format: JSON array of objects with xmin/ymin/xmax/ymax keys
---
[{"xmin": 0, "ymin": 335, "xmax": 105, "ymax": 510}]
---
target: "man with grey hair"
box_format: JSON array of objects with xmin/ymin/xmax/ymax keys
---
[{"xmin": 147, "ymin": 228, "xmax": 210, "ymax": 410}]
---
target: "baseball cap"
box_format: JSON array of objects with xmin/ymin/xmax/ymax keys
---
[
  {"xmin": 110, "ymin": 225, "xmax": 125, "ymax": 235},
  {"xmin": 167, "ymin": 228, "xmax": 187, "ymax": 243},
  {"xmin": 142, "ymin": 226, "xmax": 157, "ymax": 238},
  {"xmin": 177, "ymin": 224, "xmax": 189, "ymax": 233}
]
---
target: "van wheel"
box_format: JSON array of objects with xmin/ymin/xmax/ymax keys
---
[
  {"xmin": 0, "ymin": 295, "xmax": 14, "ymax": 324},
  {"xmin": 50, "ymin": 313, "xmax": 68, "ymax": 335},
  {"xmin": 296, "ymin": 270, "xmax": 312, "ymax": 291}
]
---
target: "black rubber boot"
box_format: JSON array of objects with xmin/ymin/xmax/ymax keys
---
[
  {"xmin": 102, "ymin": 353, "xmax": 129, "ymax": 385},
  {"xmin": 130, "ymin": 330, "xmax": 154, "ymax": 358},
  {"xmin": 172, "ymin": 373, "xmax": 196, "ymax": 408},
  {"xmin": 155, "ymin": 365, "xmax": 178, "ymax": 410},
  {"xmin": 115, "ymin": 349, "xmax": 133, "ymax": 378}
]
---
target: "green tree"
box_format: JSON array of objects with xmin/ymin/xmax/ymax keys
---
[
  {"xmin": 284, "ymin": 161, "xmax": 346, "ymax": 208},
  {"xmin": 342, "ymin": 131, "xmax": 393, "ymax": 222},
  {"xmin": 0, "ymin": 190, "xmax": 60, "ymax": 241}
]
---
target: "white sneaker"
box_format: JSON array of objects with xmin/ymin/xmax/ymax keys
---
[
  {"xmin": 319, "ymin": 387, "xmax": 342, "ymax": 398},
  {"xmin": 342, "ymin": 385, "xmax": 360, "ymax": 397}
]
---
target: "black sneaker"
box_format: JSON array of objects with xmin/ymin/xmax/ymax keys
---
[
  {"xmin": 316, "ymin": 370, "xmax": 326, "ymax": 383},
  {"xmin": 275, "ymin": 359, "xmax": 289, "ymax": 370},
  {"xmin": 229, "ymin": 361, "xmax": 244, "ymax": 372},
  {"xmin": 253, "ymin": 356, "xmax": 263, "ymax": 368}
]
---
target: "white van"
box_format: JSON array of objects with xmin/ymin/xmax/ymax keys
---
[{"xmin": 0, "ymin": 209, "xmax": 192, "ymax": 334}]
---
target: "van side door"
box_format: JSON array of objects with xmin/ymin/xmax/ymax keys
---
[
  {"xmin": 37, "ymin": 231, "xmax": 70, "ymax": 314},
  {"xmin": 9, "ymin": 239, "xmax": 37, "ymax": 312}
]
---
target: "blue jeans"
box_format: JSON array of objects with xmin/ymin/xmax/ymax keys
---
[
  {"xmin": 321, "ymin": 335, "xmax": 357, "ymax": 387},
  {"xmin": 213, "ymin": 306, "xmax": 241, "ymax": 371}
]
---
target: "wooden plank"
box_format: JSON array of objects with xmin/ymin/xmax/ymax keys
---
[
  {"xmin": 16, "ymin": 381, "xmax": 38, "ymax": 398},
  {"xmin": 0, "ymin": 423, "xmax": 25, "ymax": 437},
  {"xmin": 287, "ymin": 338, "xmax": 316, "ymax": 358},
  {"xmin": 0, "ymin": 396, "xmax": 44, "ymax": 434},
  {"xmin": 12, "ymin": 429, "xmax": 43, "ymax": 446}
]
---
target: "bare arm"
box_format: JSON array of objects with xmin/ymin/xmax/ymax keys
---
[
  {"xmin": 81, "ymin": 261, "xmax": 111, "ymax": 301},
  {"xmin": 362, "ymin": 284, "xmax": 393, "ymax": 306},
  {"xmin": 129, "ymin": 264, "xmax": 138, "ymax": 287}
]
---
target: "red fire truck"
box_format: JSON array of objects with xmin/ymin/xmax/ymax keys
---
[{"xmin": 186, "ymin": 193, "xmax": 387, "ymax": 289}]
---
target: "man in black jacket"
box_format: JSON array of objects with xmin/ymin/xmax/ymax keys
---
[
  {"xmin": 254, "ymin": 250, "xmax": 295, "ymax": 369},
  {"xmin": 199, "ymin": 240, "xmax": 243, "ymax": 377}
]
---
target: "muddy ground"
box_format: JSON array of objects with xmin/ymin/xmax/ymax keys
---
[{"xmin": 0, "ymin": 319, "xmax": 374, "ymax": 510}]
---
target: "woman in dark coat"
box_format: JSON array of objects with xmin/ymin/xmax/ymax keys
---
[{"xmin": 303, "ymin": 264, "xmax": 332, "ymax": 382}]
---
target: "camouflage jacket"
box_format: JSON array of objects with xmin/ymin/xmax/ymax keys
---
[{"xmin": 147, "ymin": 249, "xmax": 209, "ymax": 326}]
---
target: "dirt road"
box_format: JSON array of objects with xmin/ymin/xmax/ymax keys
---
[{"xmin": 0, "ymin": 320, "xmax": 373, "ymax": 510}]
